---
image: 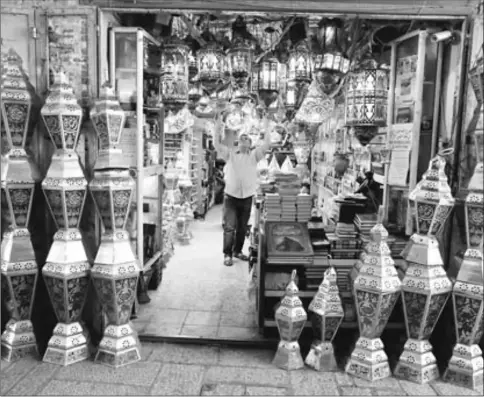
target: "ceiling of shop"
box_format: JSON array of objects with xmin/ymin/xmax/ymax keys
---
[{"xmin": 81, "ymin": 0, "xmax": 480, "ymax": 18}]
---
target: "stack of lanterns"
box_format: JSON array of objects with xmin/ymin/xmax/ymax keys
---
[
  {"xmin": 0, "ymin": 50, "xmax": 40, "ymax": 362},
  {"xmin": 40, "ymin": 71, "xmax": 91, "ymax": 366},
  {"xmin": 394, "ymin": 150, "xmax": 455, "ymax": 383},
  {"xmin": 89, "ymin": 85, "xmax": 142, "ymax": 367},
  {"xmin": 444, "ymin": 162, "xmax": 483, "ymax": 390}
]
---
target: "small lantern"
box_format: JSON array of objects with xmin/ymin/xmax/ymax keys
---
[
  {"xmin": 255, "ymin": 54, "xmax": 281, "ymax": 108},
  {"xmin": 273, "ymin": 269, "xmax": 307, "ymax": 370},
  {"xmin": 228, "ymin": 36, "xmax": 253, "ymax": 88},
  {"xmin": 305, "ymin": 264, "xmax": 344, "ymax": 371},
  {"xmin": 40, "ymin": 70, "xmax": 91, "ymax": 366},
  {"xmin": 197, "ymin": 41, "xmax": 225, "ymax": 91},
  {"xmin": 444, "ymin": 162, "xmax": 484, "ymax": 390},
  {"xmin": 395, "ymin": 150, "xmax": 454, "ymax": 384},
  {"xmin": 160, "ymin": 36, "xmax": 189, "ymax": 113},
  {"xmin": 0, "ymin": 50, "xmax": 39, "ymax": 362},
  {"xmin": 288, "ymin": 41, "xmax": 312, "ymax": 83},
  {"xmin": 345, "ymin": 207, "xmax": 402, "ymax": 381}
]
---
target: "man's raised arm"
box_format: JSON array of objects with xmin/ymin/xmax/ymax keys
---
[
  {"xmin": 254, "ymin": 117, "xmax": 272, "ymax": 163},
  {"xmin": 213, "ymin": 118, "xmax": 230, "ymax": 162}
]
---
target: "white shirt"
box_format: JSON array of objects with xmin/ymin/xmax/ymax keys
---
[{"xmin": 219, "ymin": 147, "xmax": 266, "ymax": 199}]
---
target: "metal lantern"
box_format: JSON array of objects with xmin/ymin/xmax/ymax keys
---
[
  {"xmin": 40, "ymin": 70, "xmax": 90, "ymax": 366},
  {"xmin": 345, "ymin": 57, "xmax": 389, "ymax": 147},
  {"xmin": 273, "ymin": 269, "xmax": 307, "ymax": 370},
  {"xmin": 295, "ymin": 81, "xmax": 335, "ymax": 126},
  {"xmin": 288, "ymin": 41, "xmax": 312, "ymax": 83},
  {"xmin": 444, "ymin": 162, "xmax": 484, "ymax": 390},
  {"xmin": 255, "ymin": 54, "xmax": 281, "ymax": 108},
  {"xmin": 228, "ymin": 36, "xmax": 253, "ymax": 88},
  {"xmin": 394, "ymin": 151, "xmax": 454, "ymax": 384},
  {"xmin": 160, "ymin": 36, "xmax": 189, "ymax": 113},
  {"xmin": 89, "ymin": 86, "xmax": 141, "ymax": 368},
  {"xmin": 345, "ymin": 208, "xmax": 402, "ymax": 381},
  {"xmin": 0, "ymin": 50, "xmax": 39, "ymax": 362},
  {"xmin": 197, "ymin": 41, "xmax": 225, "ymax": 91},
  {"xmin": 305, "ymin": 265, "xmax": 344, "ymax": 371}
]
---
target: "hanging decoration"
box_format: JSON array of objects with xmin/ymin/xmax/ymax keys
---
[
  {"xmin": 345, "ymin": 55, "xmax": 389, "ymax": 146},
  {"xmin": 345, "ymin": 206, "xmax": 402, "ymax": 381},
  {"xmin": 0, "ymin": 49, "xmax": 40, "ymax": 362},
  {"xmin": 89, "ymin": 85, "xmax": 142, "ymax": 368},
  {"xmin": 273, "ymin": 269, "xmax": 307, "ymax": 370},
  {"xmin": 295, "ymin": 80, "xmax": 335, "ymax": 125},
  {"xmin": 394, "ymin": 150, "xmax": 455, "ymax": 384},
  {"xmin": 228, "ymin": 35, "xmax": 253, "ymax": 93},
  {"xmin": 197, "ymin": 32, "xmax": 226, "ymax": 93},
  {"xmin": 253, "ymin": 53, "xmax": 281, "ymax": 108},
  {"xmin": 305, "ymin": 264, "xmax": 344, "ymax": 371},
  {"xmin": 444, "ymin": 162, "xmax": 483, "ymax": 390}
]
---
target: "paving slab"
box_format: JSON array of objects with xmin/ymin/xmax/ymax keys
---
[
  {"xmin": 217, "ymin": 347, "xmax": 274, "ymax": 368},
  {"xmin": 200, "ymin": 383, "xmax": 246, "ymax": 396},
  {"xmin": 5, "ymin": 362, "xmax": 59, "ymax": 396},
  {"xmin": 431, "ymin": 380, "xmax": 483, "ymax": 396},
  {"xmin": 245, "ymin": 386, "xmax": 288, "ymax": 395},
  {"xmin": 150, "ymin": 363, "xmax": 205, "ymax": 395},
  {"xmin": 1, "ymin": 356, "xmax": 39, "ymax": 395},
  {"xmin": 185, "ymin": 310, "xmax": 221, "ymax": 326},
  {"xmin": 353, "ymin": 376, "xmax": 404, "ymax": 391},
  {"xmin": 204, "ymin": 365, "xmax": 289, "ymax": 387},
  {"xmin": 290, "ymin": 371, "xmax": 340, "ymax": 396},
  {"xmin": 149, "ymin": 343, "xmax": 220, "ymax": 365},
  {"xmin": 38, "ymin": 380, "xmax": 150, "ymax": 396},
  {"xmin": 339, "ymin": 387, "xmax": 373, "ymax": 395},
  {"xmin": 398, "ymin": 380, "xmax": 437, "ymax": 396}
]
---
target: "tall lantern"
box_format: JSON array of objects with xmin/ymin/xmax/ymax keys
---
[
  {"xmin": 0, "ymin": 50, "xmax": 39, "ymax": 362},
  {"xmin": 345, "ymin": 207, "xmax": 402, "ymax": 381},
  {"xmin": 394, "ymin": 150, "xmax": 454, "ymax": 384},
  {"xmin": 89, "ymin": 85, "xmax": 141, "ymax": 367},
  {"xmin": 255, "ymin": 54, "xmax": 281, "ymax": 108},
  {"xmin": 444, "ymin": 162, "xmax": 483, "ymax": 390},
  {"xmin": 228, "ymin": 36, "xmax": 253, "ymax": 93},
  {"xmin": 345, "ymin": 57, "xmax": 389, "ymax": 146},
  {"xmin": 197, "ymin": 40, "xmax": 225, "ymax": 93},
  {"xmin": 160, "ymin": 36, "xmax": 189, "ymax": 114},
  {"xmin": 40, "ymin": 71, "xmax": 90, "ymax": 366},
  {"xmin": 305, "ymin": 265, "xmax": 344, "ymax": 371},
  {"xmin": 273, "ymin": 269, "xmax": 307, "ymax": 370},
  {"xmin": 288, "ymin": 40, "xmax": 312, "ymax": 83}
]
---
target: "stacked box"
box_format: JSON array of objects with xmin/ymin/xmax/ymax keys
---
[
  {"xmin": 296, "ymin": 193, "xmax": 313, "ymax": 222},
  {"xmin": 281, "ymin": 195, "xmax": 297, "ymax": 221},
  {"xmin": 264, "ymin": 193, "xmax": 281, "ymax": 221}
]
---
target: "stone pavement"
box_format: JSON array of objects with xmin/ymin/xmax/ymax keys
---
[{"xmin": 1, "ymin": 342, "xmax": 482, "ymax": 396}]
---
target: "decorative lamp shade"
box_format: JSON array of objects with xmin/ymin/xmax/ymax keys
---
[
  {"xmin": 1, "ymin": 175, "xmax": 35, "ymax": 230},
  {"xmin": 465, "ymin": 162, "xmax": 484, "ymax": 250},
  {"xmin": 308, "ymin": 266, "xmax": 344, "ymax": 343},
  {"xmin": 345, "ymin": 57, "xmax": 389, "ymax": 127},
  {"xmin": 288, "ymin": 41, "xmax": 312, "ymax": 82},
  {"xmin": 316, "ymin": 18, "xmax": 341, "ymax": 52},
  {"xmin": 197, "ymin": 41, "xmax": 225, "ymax": 89},
  {"xmin": 295, "ymin": 81, "xmax": 335, "ymax": 125},
  {"xmin": 160, "ymin": 37, "xmax": 189, "ymax": 107},
  {"xmin": 293, "ymin": 140, "xmax": 311, "ymax": 164},
  {"xmin": 469, "ymin": 55, "xmax": 483, "ymax": 104},
  {"xmin": 255, "ymin": 54, "xmax": 281, "ymax": 107},
  {"xmin": 408, "ymin": 151, "xmax": 455, "ymax": 237},
  {"xmin": 228, "ymin": 37, "xmax": 253, "ymax": 87},
  {"xmin": 41, "ymin": 71, "xmax": 83, "ymax": 153},
  {"xmin": 90, "ymin": 85, "xmax": 126, "ymax": 170},
  {"xmin": 1, "ymin": 49, "xmax": 35, "ymax": 154},
  {"xmin": 285, "ymin": 79, "xmax": 297, "ymax": 111}
]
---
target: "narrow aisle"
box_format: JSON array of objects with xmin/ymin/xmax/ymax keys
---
[{"xmin": 134, "ymin": 204, "xmax": 263, "ymax": 340}]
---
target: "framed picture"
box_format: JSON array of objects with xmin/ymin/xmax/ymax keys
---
[{"xmin": 265, "ymin": 222, "xmax": 313, "ymax": 257}]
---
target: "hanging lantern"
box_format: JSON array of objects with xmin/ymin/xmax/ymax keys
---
[
  {"xmin": 255, "ymin": 54, "xmax": 281, "ymax": 108},
  {"xmin": 197, "ymin": 40, "xmax": 225, "ymax": 92},
  {"xmin": 228, "ymin": 36, "xmax": 253, "ymax": 89},
  {"xmin": 444, "ymin": 162, "xmax": 483, "ymax": 390},
  {"xmin": 345, "ymin": 56, "xmax": 389, "ymax": 147},
  {"xmin": 395, "ymin": 150, "xmax": 454, "ymax": 384},
  {"xmin": 89, "ymin": 86, "xmax": 141, "ymax": 368},
  {"xmin": 288, "ymin": 40, "xmax": 312, "ymax": 83},
  {"xmin": 188, "ymin": 52, "xmax": 198, "ymax": 82},
  {"xmin": 468, "ymin": 55, "xmax": 483, "ymax": 104},
  {"xmin": 345, "ymin": 207, "xmax": 402, "ymax": 381},
  {"xmin": 160, "ymin": 36, "xmax": 189, "ymax": 113},
  {"xmin": 305, "ymin": 264, "xmax": 344, "ymax": 371},
  {"xmin": 273, "ymin": 269, "xmax": 307, "ymax": 370},
  {"xmin": 188, "ymin": 83, "xmax": 203, "ymax": 110},
  {"xmin": 0, "ymin": 50, "xmax": 39, "ymax": 362},
  {"xmin": 295, "ymin": 81, "xmax": 335, "ymax": 126}
]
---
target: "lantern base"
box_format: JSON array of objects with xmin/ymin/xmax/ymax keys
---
[
  {"xmin": 272, "ymin": 341, "xmax": 304, "ymax": 371},
  {"xmin": 94, "ymin": 323, "xmax": 141, "ymax": 368},
  {"xmin": 443, "ymin": 344, "xmax": 483, "ymax": 391},
  {"xmin": 1, "ymin": 320, "xmax": 38, "ymax": 362},
  {"xmin": 394, "ymin": 338, "xmax": 439, "ymax": 384},
  {"xmin": 345, "ymin": 337, "xmax": 391, "ymax": 381},
  {"xmin": 43, "ymin": 322, "xmax": 90, "ymax": 366},
  {"xmin": 305, "ymin": 341, "xmax": 338, "ymax": 371}
]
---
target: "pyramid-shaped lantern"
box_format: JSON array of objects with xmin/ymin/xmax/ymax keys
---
[
  {"xmin": 346, "ymin": 207, "xmax": 402, "ymax": 381},
  {"xmin": 268, "ymin": 155, "xmax": 280, "ymax": 179},
  {"xmin": 444, "ymin": 162, "xmax": 484, "ymax": 390},
  {"xmin": 280, "ymin": 155, "xmax": 295, "ymax": 174},
  {"xmin": 305, "ymin": 264, "xmax": 344, "ymax": 371},
  {"xmin": 273, "ymin": 269, "xmax": 307, "ymax": 370}
]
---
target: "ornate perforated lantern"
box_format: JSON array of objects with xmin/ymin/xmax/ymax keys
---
[
  {"xmin": 160, "ymin": 36, "xmax": 189, "ymax": 113},
  {"xmin": 305, "ymin": 265, "xmax": 344, "ymax": 371},
  {"xmin": 0, "ymin": 50, "xmax": 39, "ymax": 362},
  {"xmin": 273, "ymin": 269, "xmax": 307, "ymax": 370},
  {"xmin": 345, "ymin": 56, "xmax": 389, "ymax": 146},
  {"xmin": 345, "ymin": 208, "xmax": 402, "ymax": 381},
  {"xmin": 89, "ymin": 85, "xmax": 141, "ymax": 368},
  {"xmin": 444, "ymin": 162, "xmax": 484, "ymax": 390},
  {"xmin": 40, "ymin": 70, "xmax": 90, "ymax": 366},
  {"xmin": 395, "ymin": 151, "xmax": 454, "ymax": 384},
  {"xmin": 228, "ymin": 36, "xmax": 253, "ymax": 89},
  {"xmin": 254, "ymin": 54, "xmax": 281, "ymax": 108},
  {"xmin": 288, "ymin": 41, "xmax": 312, "ymax": 83},
  {"xmin": 197, "ymin": 40, "xmax": 225, "ymax": 91}
]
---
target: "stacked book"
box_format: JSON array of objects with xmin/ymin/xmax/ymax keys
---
[
  {"xmin": 306, "ymin": 255, "xmax": 353, "ymax": 294},
  {"xmin": 274, "ymin": 172, "xmax": 301, "ymax": 196},
  {"xmin": 354, "ymin": 213, "xmax": 378, "ymax": 239},
  {"xmin": 296, "ymin": 194, "xmax": 313, "ymax": 222},
  {"xmin": 336, "ymin": 222, "xmax": 358, "ymax": 239},
  {"xmin": 281, "ymin": 195, "xmax": 297, "ymax": 221},
  {"xmin": 389, "ymin": 235, "xmax": 407, "ymax": 258},
  {"xmin": 264, "ymin": 193, "xmax": 281, "ymax": 221},
  {"xmin": 327, "ymin": 223, "xmax": 361, "ymax": 259}
]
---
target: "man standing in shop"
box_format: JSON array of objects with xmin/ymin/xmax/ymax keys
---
[{"xmin": 214, "ymin": 118, "xmax": 272, "ymax": 267}]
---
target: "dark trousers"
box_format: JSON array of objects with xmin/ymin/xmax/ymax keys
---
[{"xmin": 223, "ymin": 194, "xmax": 252, "ymax": 257}]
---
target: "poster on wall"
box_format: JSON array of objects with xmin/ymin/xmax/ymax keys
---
[
  {"xmin": 389, "ymin": 123, "xmax": 413, "ymax": 150},
  {"xmin": 388, "ymin": 150, "xmax": 410, "ymax": 186},
  {"xmin": 394, "ymin": 55, "xmax": 418, "ymax": 124}
]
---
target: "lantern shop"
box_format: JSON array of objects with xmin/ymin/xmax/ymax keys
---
[{"xmin": 0, "ymin": 0, "xmax": 483, "ymax": 390}]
